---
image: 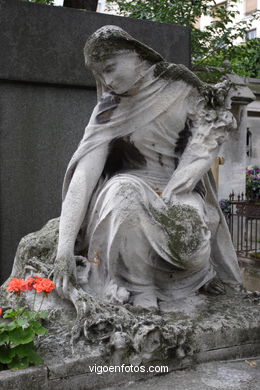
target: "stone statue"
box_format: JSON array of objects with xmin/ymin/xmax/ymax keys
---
[
  {"xmin": 2, "ymin": 26, "xmax": 259, "ymax": 373},
  {"xmin": 51, "ymin": 25, "xmax": 242, "ymax": 311}
]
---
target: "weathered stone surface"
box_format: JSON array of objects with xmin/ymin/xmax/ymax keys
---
[
  {"xmin": 0, "ymin": 366, "xmax": 48, "ymax": 390},
  {"xmin": 0, "ymin": 219, "xmax": 259, "ymax": 389},
  {"xmin": 2, "ymin": 356, "xmax": 260, "ymax": 390},
  {"xmin": 0, "ymin": 0, "xmax": 190, "ymax": 87},
  {"xmin": 105, "ymin": 359, "xmax": 260, "ymax": 390}
]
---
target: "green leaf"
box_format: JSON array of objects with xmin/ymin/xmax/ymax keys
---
[
  {"xmin": 3, "ymin": 308, "xmax": 25, "ymax": 319},
  {"xmin": 8, "ymin": 356, "xmax": 30, "ymax": 370},
  {"xmin": 0, "ymin": 345, "xmax": 16, "ymax": 364},
  {"xmin": 31, "ymin": 321, "xmax": 48, "ymax": 335},
  {"xmin": 21, "ymin": 311, "xmax": 37, "ymax": 321},
  {"xmin": 16, "ymin": 319, "xmax": 29, "ymax": 327},
  {"xmin": 3, "ymin": 310, "xmax": 17, "ymax": 319},
  {"xmin": 0, "ymin": 332, "xmax": 9, "ymax": 346},
  {"xmin": 0, "ymin": 320, "xmax": 17, "ymax": 332},
  {"xmin": 9, "ymin": 327, "xmax": 35, "ymax": 346},
  {"xmin": 13, "ymin": 343, "xmax": 43, "ymax": 365},
  {"xmin": 27, "ymin": 349, "xmax": 44, "ymax": 365},
  {"xmin": 38, "ymin": 311, "xmax": 48, "ymax": 319},
  {"xmin": 13, "ymin": 342, "xmax": 35, "ymax": 358}
]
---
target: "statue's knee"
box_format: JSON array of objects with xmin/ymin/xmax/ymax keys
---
[
  {"xmin": 107, "ymin": 179, "xmax": 142, "ymax": 210},
  {"xmin": 158, "ymin": 204, "xmax": 210, "ymax": 269}
]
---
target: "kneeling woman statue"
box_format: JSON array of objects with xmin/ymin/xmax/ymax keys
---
[{"xmin": 53, "ymin": 25, "xmax": 242, "ymax": 310}]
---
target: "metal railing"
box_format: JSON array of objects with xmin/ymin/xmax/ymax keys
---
[{"xmin": 222, "ymin": 192, "xmax": 260, "ymax": 260}]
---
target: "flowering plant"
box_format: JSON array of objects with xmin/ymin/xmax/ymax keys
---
[
  {"xmin": 0, "ymin": 276, "xmax": 55, "ymax": 370},
  {"xmin": 246, "ymin": 166, "xmax": 260, "ymax": 200},
  {"xmin": 219, "ymin": 199, "xmax": 231, "ymax": 214}
]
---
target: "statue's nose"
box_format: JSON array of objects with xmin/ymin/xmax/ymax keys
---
[{"xmin": 103, "ymin": 74, "xmax": 113, "ymax": 88}]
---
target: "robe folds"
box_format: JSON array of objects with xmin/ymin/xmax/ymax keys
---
[{"xmin": 62, "ymin": 62, "xmax": 242, "ymax": 303}]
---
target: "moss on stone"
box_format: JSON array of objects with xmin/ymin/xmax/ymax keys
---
[
  {"xmin": 84, "ymin": 26, "xmax": 162, "ymax": 67},
  {"xmin": 154, "ymin": 62, "xmax": 230, "ymax": 109},
  {"xmin": 154, "ymin": 62, "xmax": 206, "ymax": 90},
  {"xmin": 154, "ymin": 204, "xmax": 203, "ymax": 266}
]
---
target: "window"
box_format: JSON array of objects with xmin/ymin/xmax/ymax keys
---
[
  {"xmin": 246, "ymin": 29, "xmax": 257, "ymax": 40},
  {"xmin": 245, "ymin": 0, "xmax": 257, "ymax": 15}
]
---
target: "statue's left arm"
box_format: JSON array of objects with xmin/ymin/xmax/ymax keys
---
[{"xmin": 162, "ymin": 81, "xmax": 235, "ymax": 199}]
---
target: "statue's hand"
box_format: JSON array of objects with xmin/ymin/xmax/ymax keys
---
[
  {"xmin": 53, "ymin": 255, "xmax": 77, "ymax": 300},
  {"xmin": 162, "ymin": 176, "xmax": 195, "ymax": 201}
]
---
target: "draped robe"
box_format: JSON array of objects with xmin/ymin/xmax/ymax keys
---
[{"xmin": 62, "ymin": 62, "xmax": 242, "ymax": 304}]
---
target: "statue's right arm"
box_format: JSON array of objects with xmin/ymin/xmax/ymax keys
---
[{"xmin": 54, "ymin": 143, "xmax": 109, "ymax": 298}]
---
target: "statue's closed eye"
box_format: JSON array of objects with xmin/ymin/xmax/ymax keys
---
[{"xmin": 103, "ymin": 64, "xmax": 116, "ymax": 73}]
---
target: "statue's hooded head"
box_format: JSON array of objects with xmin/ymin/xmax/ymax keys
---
[
  {"xmin": 84, "ymin": 25, "xmax": 163, "ymax": 68},
  {"xmin": 84, "ymin": 26, "xmax": 164, "ymax": 96}
]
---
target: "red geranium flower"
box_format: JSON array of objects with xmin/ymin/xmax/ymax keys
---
[
  {"xmin": 0, "ymin": 308, "xmax": 3, "ymax": 316},
  {"xmin": 34, "ymin": 278, "xmax": 55, "ymax": 294},
  {"xmin": 26, "ymin": 276, "xmax": 37, "ymax": 291},
  {"xmin": 7, "ymin": 278, "xmax": 27, "ymax": 294},
  {"xmin": 34, "ymin": 275, "xmax": 43, "ymax": 281}
]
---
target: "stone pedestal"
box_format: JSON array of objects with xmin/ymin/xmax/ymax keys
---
[{"xmin": 0, "ymin": 292, "xmax": 259, "ymax": 390}]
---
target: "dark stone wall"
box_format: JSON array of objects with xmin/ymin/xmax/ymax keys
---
[{"xmin": 0, "ymin": 0, "xmax": 190, "ymax": 282}]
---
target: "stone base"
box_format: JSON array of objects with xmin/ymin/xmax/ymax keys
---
[
  {"xmin": 0, "ymin": 219, "xmax": 259, "ymax": 389},
  {"xmin": 0, "ymin": 293, "xmax": 259, "ymax": 390}
]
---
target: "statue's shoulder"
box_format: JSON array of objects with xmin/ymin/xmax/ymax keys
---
[
  {"xmin": 154, "ymin": 62, "xmax": 208, "ymax": 94},
  {"xmin": 154, "ymin": 62, "xmax": 231, "ymax": 109}
]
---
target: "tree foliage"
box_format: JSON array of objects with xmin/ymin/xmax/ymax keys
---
[
  {"xmin": 107, "ymin": 0, "xmax": 260, "ymax": 78},
  {"xmin": 22, "ymin": 0, "xmax": 54, "ymax": 5}
]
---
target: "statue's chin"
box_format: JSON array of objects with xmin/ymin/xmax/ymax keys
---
[{"xmin": 111, "ymin": 87, "xmax": 127, "ymax": 95}]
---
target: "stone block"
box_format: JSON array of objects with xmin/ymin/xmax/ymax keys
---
[{"xmin": 0, "ymin": 0, "xmax": 190, "ymax": 87}]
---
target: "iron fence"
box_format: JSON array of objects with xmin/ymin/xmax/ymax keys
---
[{"xmin": 222, "ymin": 192, "xmax": 260, "ymax": 261}]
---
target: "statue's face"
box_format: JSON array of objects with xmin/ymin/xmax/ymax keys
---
[{"xmin": 96, "ymin": 51, "xmax": 144, "ymax": 94}]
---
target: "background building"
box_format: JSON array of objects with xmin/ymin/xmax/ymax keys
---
[{"xmin": 197, "ymin": 0, "xmax": 260, "ymax": 42}]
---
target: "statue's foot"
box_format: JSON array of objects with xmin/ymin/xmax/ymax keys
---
[
  {"xmin": 105, "ymin": 280, "xmax": 130, "ymax": 304},
  {"xmin": 200, "ymin": 277, "xmax": 226, "ymax": 295},
  {"xmin": 132, "ymin": 291, "xmax": 158, "ymax": 310}
]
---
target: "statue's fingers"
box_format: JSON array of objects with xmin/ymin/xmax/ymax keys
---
[
  {"xmin": 214, "ymin": 281, "xmax": 225, "ymax": 293},
  {"xmin": 215, "ymin": 285, "xmax": 225, "ymax": 294},
  {"xmin": 210, "ymin": 285, "xmax": 224, "ymax": 295},
  {"xmin": 75, "ymin": 255, "xmax": 87, "ymax": 267}
]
